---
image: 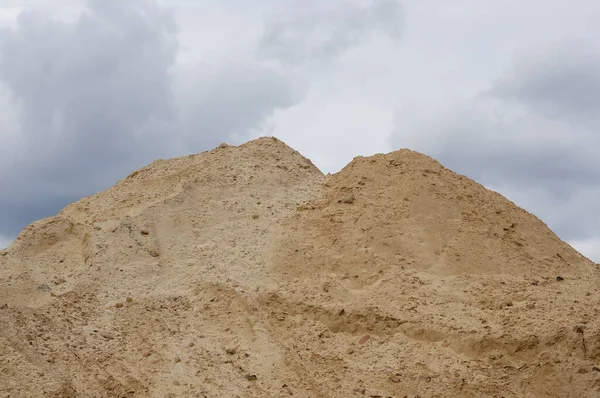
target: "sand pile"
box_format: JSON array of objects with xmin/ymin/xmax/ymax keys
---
[{"xmin": 1, "ymin": 137, "xmax": 599, "ymax": 397}]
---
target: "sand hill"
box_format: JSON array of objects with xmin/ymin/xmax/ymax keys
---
[{"xmin": 1, "ymin": 137, "xmax": 599, "ymax": 398}]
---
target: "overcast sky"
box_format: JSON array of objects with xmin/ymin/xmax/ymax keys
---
[{"xmin": 1, "ymin": 0, "xmax": 599, "ymax": 262}]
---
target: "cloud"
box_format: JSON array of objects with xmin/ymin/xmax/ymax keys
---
[
  {"xmin": 250, "ymin": 0, "xmax": 404, "ymax": 172},
  {"xmin": 258, "ymin": 0, "xmax": 403, "ymax": 65},
  {"xmin": 489, "ymin": 39, "xmax": 600, "ymax": 128},
  {"xmin": 0, "ymin": 0, "xmax": 180, "ymax": 238},
  {"xmin": 390, "ymin": 39, "xmax": 600, "ymax": 245},
  {"xmin": 174, "ymin": 61, "xmax": 301, "ymax": 149}
]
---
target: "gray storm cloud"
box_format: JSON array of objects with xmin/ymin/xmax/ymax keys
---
[{"xmin": 0, "ymin": 0, "xmax": 180, "ymax": 238}]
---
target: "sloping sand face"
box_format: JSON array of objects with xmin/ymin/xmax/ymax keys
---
[{"xmin": 1, "ymin": 137, "xmax": 599, "ymax": 397}]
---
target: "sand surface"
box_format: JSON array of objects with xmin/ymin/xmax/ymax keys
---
[{"xmin": 1, "ymin": 137, "xmax": 600, "ymax": 397}]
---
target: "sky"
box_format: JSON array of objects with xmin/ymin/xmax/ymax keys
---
[{"xmin": 0, "ymin": 0, "xmax": 599, "ymax": 262}]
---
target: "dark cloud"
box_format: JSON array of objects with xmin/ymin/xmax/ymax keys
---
[
  {"xmin": 489, "ymin": 40, "xmax": 600, "ymax": 128},
  {"xmin": 0, "ymin": 0, "xmax": 180, "ymax": 238},
  {"xmin": 258, "ymin": 0, "xmax": 403, "ymax": 65},
  {"xmin": 174, "ymin": 62, "xmax": 301, "ymax": 149},
  {"xmin": 391, "ymin": 40, "xmax": 600, "ymax": 243}
]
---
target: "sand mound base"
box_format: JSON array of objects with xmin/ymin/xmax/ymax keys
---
[{"xmin": 1, "ymin": 137, "xmax": 599, "ymax": 397}]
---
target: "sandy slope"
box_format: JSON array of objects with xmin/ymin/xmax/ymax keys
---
[{"xmin": 1, "ymin": 137, "xmax": 600, "ymax": 397}]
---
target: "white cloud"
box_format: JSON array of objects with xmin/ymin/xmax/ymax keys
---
[
  {"xmin": 258, "ymin": 0, "xmax": 402, "ymax": 65},
  {"xmin": 0, "ymin": 8, "xmax": 21, "ymax": 28},
  {"xmin": 258, "ymin": 33, "xmax": 400, "ymax": 173}
]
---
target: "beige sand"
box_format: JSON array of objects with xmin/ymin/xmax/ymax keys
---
[{"xmin": 1, "ymin": 137, "xmax": 599, "ymax": 397}]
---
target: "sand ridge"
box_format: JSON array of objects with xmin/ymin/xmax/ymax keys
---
[{"xmin": 1, "ymin": 137, "xmax": 600, "ymax": 397}]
